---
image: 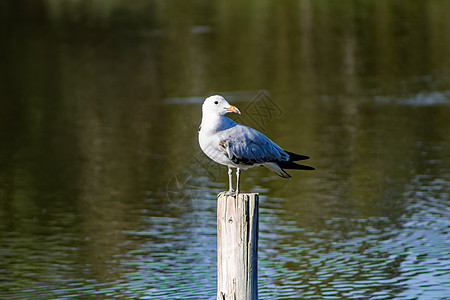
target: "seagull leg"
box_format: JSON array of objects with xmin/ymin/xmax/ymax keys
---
[
  {"xmin": 220, "ymin": 167, "xmax": 235, "ymax": 196},
  {"xmin": 235, "ymin": 168, "xmax": 241, "ymax": 196},
  {"xmin": 227, "ymin": 167, "xmax": 234, "ymax": 194}
]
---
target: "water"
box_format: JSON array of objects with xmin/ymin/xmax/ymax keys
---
[{"xmin": 1, "ymin": 1, "xmax": 450, "ymax": 299}]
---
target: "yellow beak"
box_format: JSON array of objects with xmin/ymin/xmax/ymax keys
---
[{"xmin": 226, "ymin": 105, "xmax": 241, "ymax": 114}]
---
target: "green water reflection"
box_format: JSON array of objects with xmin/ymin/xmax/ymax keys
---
[{"xmin": 1, "ymin": 0, "xmax": 449, "ymax": 299}]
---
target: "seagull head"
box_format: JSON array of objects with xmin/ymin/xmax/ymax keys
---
[{"xmin": 202, "ymin": 95, "xmax": 241, "ymax": 116}]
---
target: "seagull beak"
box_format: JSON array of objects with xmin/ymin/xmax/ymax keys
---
[{"xmin": 226, "ymin": 105, "xmax": 241, "ymax": 114}]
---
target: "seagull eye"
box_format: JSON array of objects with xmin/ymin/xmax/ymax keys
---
[{"xmin": 214, "ymin": 101, "xmax": 218, "ymax": 105}]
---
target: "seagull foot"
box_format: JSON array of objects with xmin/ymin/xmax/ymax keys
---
[{"xmin": 218, "ymin": 190, "xmax": 236, "ymax": 197}]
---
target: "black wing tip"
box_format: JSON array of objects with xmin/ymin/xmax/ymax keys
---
[
  {"xmin": 302, "ymin": 165, "xmax": 315, "ymax": 171},
  {"xmin": 278, "ymin": 161, "xmax": 315, "ymax": 171},
  {"xmin": 285, "ymin": 150, "xmax": 310, "ymax": 161}
]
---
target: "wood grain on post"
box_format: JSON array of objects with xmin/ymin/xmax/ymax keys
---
[{"xmin": 217, "ymin": 193, "xmax": 259, "ymax": 300}]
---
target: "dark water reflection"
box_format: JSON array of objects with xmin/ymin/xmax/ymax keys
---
[{"xmin": 1, "ymin": 1, "xmax": 450, "ymax": 299}]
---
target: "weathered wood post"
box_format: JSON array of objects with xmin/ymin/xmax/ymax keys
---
[{"xmin": 217, "ymin": 193, "xmax": 259, "ymax": 300}]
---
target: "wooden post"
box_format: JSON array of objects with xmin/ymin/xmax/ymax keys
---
[{"xmin": 217, "ymin": 193, "xmax": 259, "ymax": 300}]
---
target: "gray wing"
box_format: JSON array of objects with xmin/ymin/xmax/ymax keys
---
[{"xmin": 218, "ymin": 124, "xmax": 289, "ymax": 165}]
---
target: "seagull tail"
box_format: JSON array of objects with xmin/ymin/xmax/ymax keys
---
[{"xmin": 263, "ymin": 162, "xmax": 292, "ymax": 179}]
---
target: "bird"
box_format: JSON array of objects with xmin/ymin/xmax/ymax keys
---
[{"xmin": 198, "ymin": 95, "xmax": 314, "ymax": 196}]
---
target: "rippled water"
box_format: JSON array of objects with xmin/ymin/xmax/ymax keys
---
[{"xmin": 1, "ymin": 1, "xmax": 450, "ymax": 299}]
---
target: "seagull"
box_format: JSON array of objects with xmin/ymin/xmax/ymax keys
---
[{"xmin": 198, "ymin": 95, "xmax": 314, "ymax": 195}]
